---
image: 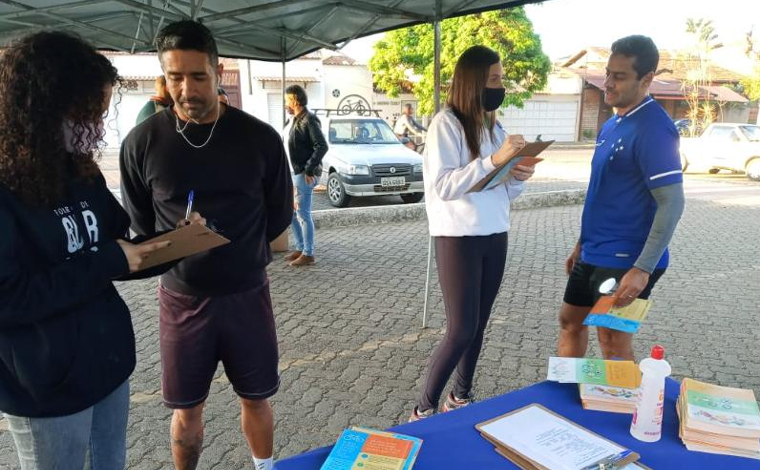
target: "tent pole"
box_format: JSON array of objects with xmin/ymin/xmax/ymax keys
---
[
  {"xmin": 422, "ymin": 1, "xmax": 442, "ymax": 329},
  {"xmin": 281, "ymin": 37, "xmax": 287, "ymax": 128}
]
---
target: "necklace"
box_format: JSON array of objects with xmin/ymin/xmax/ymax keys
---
[{"xmin": 175, "ymin": 105, "xmax": 220, "ymax": 149}]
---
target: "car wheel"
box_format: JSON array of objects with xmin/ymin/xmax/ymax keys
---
[
  {"xmin": 708, "ymin": 168, "xmax": 720, "ymax": 175},
  {"xmin": 400, "ymin": 193, "xmax": 424, "ymax": 204},
  {"xmin": 746, "ymin": 158, "xmax": 760, "ymax": 181},
  {"xmin": 327, "ymin": 173, "xmax": 351, "ymax": 207}
]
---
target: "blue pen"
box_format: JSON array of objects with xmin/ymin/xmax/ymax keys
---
[{"xmin": 185, "ymin": 190, "xmax": 194, "ymax": 221}]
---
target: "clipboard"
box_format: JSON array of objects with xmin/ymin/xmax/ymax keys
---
[
  {"xmin": 468, "ymin": 140, "xmax": 554, "ymax": 193},
  {"xmin": 137, "ymin": 223, "xmax": 230, "ymax": 270},
  {"xmin": 475, "ymin": 404, "xmax": 644, "ymax": 470}
]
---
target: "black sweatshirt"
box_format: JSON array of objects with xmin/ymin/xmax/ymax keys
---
[
  {"xmin": 120, "ymin": 106, "xmax": 294, "ymax": 297},
  {"xmin": 0, "ymin": 171, "xmax": 134, "ymax": 417}
]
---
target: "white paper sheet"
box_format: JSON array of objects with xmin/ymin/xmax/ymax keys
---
[{"xmin": 480, "ymin": 406, "xmax": 626, "ymax": 470}]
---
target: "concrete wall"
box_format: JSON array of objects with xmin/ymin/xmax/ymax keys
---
[
  {"xmin": 322, "ymin": 64, "xmax": 374, "ymax": 111},
  {"xmin": 579, "ymin": 87, "xmax": 602, "ymax": 141}
]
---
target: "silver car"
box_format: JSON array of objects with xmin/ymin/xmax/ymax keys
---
[{"xmin": 321, "ymin": 116, "xmax": 424, "ymax": 207}]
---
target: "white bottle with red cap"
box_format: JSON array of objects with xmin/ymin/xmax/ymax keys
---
[{"xmin": 630, "ymin": 345, "xmax": 672, "ymax": 442}]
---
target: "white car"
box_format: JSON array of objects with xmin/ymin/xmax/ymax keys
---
[
  {"xmin": 320, "ymin": 115, "xmax": 424, "ymax": 207},
  {"xmin": 680, "ymin": 123, "xmax": 760, "ymax": 180}
]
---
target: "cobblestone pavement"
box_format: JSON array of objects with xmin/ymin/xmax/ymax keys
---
[{"xmin": 2, "ymin": 175, "xmax": 758, "ymax": 468}]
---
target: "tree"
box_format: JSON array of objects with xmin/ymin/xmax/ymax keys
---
[
  {"xmin": 681, "ymin": 18, "xmax": 723, "ymax": 136},
  {"xmin": 369, "ymin": 8, "xmax": 551, "ymax": 116},
  {"xmin": 740, "ymin": 29, "xmax": 760, "ymax": 103}
]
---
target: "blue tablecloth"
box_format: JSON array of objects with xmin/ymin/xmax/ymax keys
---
[{"xmin": 275, "ymin": 379, "xmax": 760, "ymax": 469}]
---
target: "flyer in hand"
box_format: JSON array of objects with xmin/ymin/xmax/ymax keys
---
[{"xmin": 583, "ymin": 296, "xmax": 653, "ymax": 333}]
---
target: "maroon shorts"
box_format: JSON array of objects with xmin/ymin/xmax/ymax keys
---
[{"xmin": 157, "ymin": 282, "xmax": 280, "ymax": 409}]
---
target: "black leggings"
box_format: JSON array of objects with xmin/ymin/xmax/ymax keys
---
[{"xmin": 418, "ymin": 232, "xmax": 508, "ymax": 411}]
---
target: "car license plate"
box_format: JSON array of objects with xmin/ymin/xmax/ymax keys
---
[{"xmin": 381, "ymin": 177, "xmax": 405, "ymax": 187}]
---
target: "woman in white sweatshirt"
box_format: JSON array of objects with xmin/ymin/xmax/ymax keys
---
[{"xmin": 411, "ymin": 45, "xmax": 536, "ymax": 420}]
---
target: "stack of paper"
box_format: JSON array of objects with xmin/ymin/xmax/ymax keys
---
[
  {"xmin": 319, "ymin": 426, "xmax": 422, "ymax": 470},
  {"xmin": 476, "ymin": 404, "xmax": 647, "ymax": 469},
  {"xmin": 547, "ymin": 357, "xmax": 640, "ymax": 414},
  {"xmin": 580, "ymin": 384, "xmax": 639, "ymax": 414},
  {"xmin": 677, "ymin": 378, "xmax": 760, "ymax": 459}
]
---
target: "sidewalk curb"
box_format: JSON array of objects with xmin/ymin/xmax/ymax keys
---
[{"xmin": 312, "ymin": 189, "xmax": 586, "ymax": 229}]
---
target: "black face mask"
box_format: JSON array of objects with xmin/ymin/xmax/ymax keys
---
[{"xmin": 482, "ymin": 87, "xmax": 506, "ymax": 112}]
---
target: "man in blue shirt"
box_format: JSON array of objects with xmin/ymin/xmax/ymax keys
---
[{"xmin": 557, "ymin": 35, "xmax": 685, "ymax": 360}]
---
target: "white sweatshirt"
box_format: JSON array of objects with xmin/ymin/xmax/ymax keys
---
[{"xmin": 423, "ymin": 109, "xmax": 525, "ymax": 237}]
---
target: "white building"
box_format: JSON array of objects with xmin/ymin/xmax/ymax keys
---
[
  {"xmin": 103, "ymin": 53, "xmax": 163, "ymax": 149},
  {"xmin": 103, "ymin": 50, "xmax": 417, "ymax": 148},
  {"xmin": 498, "ymin": 68, "xmax": 582, "ymax": 142}
]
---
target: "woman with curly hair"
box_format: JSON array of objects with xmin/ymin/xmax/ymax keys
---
[{"xmin": 0, "ymin": 31, "xmax": 192, "ymax": 469}]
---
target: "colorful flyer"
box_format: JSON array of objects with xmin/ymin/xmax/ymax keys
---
[
  {"xmin": 320, "ymin": 427, "xmax": 422, "ymax": 470},
  {"xmin": 547, "ymin": 357, "xmax": 641, "ymax": 389},
  {"xmin": 583, "ymin": 297, "xmax": 652, "ymax": 333},
  {"xmin": 684, "ymin": 379, "xmax": 760, "ymax": 431}
]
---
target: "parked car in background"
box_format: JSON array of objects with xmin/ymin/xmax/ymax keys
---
[
  {"xmin": 320, "ymin": 113, "xmax": 424, "ymax": 207},
  {"xmin": 679, "ymin": 123, "xmax": 760, "ymax": 180},
  {"xmin": 673, "ymin": 118, "xmax": 704, "ymax": 137}
]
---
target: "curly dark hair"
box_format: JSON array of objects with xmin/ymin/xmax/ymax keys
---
[{"xmin": 0, "ymin": 31, "xmax": 121, "ymax": 207}]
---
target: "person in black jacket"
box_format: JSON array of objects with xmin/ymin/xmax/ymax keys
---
[
  {"xmin": 283, "ymin": 84, "xmax": 328, "ymax": 266},
  {"xmin": 0, "ymin": 31, "xmax": 187, "ymax": 469},
  {"xmin": 119, "ymin": 21, "xmax": 293, "ymax": 470}
]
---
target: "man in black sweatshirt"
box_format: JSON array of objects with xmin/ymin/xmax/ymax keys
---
[{"xmin": 119, "ymin": 21, "xmax": 292, "ymax": 470}]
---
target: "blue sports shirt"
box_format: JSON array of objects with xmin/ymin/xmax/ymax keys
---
[{"xmin": 580, "ymin": 96, "xmax": 683, "ymax": 270}]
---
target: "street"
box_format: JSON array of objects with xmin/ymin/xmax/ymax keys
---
[{"xmin": 1, "ymin": 156, "xmax": 758, "ymax": 468}]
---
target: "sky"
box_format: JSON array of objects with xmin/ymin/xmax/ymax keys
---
[{"xmin": 339, "ymin": 0, "xmax": 759, "ymax": 74}]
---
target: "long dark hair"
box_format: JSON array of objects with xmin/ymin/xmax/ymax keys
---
[
  {"xmin": 0, "ymin": 31, "xmax": 120, "ymax": 207},
  {"xmin": 446, "ymin": 46, "xmax": 500, "ymax": 160}
]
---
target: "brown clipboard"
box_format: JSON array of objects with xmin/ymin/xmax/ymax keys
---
[
  {"xmin": 468, "ymin": 140, "xmax": 554, "ymax": 193},
  {"xmin": 137, "ymin": 223, "xmax": 230, "ymax": 270},
  {"xmin": 475, "ymin": 403, "xmax": 643, "ymax": 470}
]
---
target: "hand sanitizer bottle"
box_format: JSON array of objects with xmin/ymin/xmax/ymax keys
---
[{"xmin": 630, "ymin": 345, "xmax": 671, "ymax": 442}]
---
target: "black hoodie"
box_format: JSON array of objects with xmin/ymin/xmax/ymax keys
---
[
  {"xmin": 120, "ymin": 106, "xmax": 293, "ymax": 297},
  {"xmin": 0, "ymin": 171, "xmax": 134, "ymax": 417}
]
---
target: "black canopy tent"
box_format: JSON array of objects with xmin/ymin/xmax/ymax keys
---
[
  {"xmin": 0, "ymin": 1, "xmax": 541, "ymax": 61},
  {"xmin": 0, "ymin": 0, "xmax": 549, "ymax": 327}
]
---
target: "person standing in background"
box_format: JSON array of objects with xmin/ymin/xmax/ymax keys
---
[
  {"xmin": 394, "ymin": 103, "xmax": 427, "ymax": 151},
  {"xmin": 282, "ymin": 84, "xmax": 328, "ymax": 267},
  {"xmin": 136, "ymin": 76, "xmax": 174, "ymax": 125}
]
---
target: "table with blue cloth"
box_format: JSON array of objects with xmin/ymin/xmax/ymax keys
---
[{"xmin": 275, "ymin": 378, "xmax": 759, "ymax": 469}]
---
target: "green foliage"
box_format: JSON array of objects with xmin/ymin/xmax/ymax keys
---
[
  {"xmin": 686, "ymin": 19, "xmax": 722, "ymax": 50},
  {"xmin": 741, "ymin": 70, "xmax": 760, "ymax": 102},
  {"xmin": 368, "ymin": 8, "xmax": 551, "ymax": 116},
  {"xmin": 742, "ymin": 30, "xmax": 760, "ymax": 102}
]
